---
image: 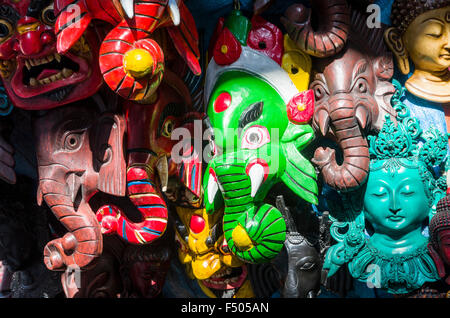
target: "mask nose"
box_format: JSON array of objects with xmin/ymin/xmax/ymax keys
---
[
  {"xmin": 389, "ymin": 208, "xmax": 401, "ymax": 215},
  {"xmin": 13, "ymin": 16, "xmax": 53, "ymax": 56},
  {"xmin": 388, "ymin": 191, "xmax": 401, "ymax": 214}
]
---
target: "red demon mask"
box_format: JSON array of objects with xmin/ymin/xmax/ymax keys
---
[{"xmin": 0, "ymin": 0, "xmax": 102, "ymax": 110}]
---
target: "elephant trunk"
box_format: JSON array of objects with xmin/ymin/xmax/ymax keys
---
[
  {"xmin": 38, "ymin": 179, "xmax": 103, "ymax": 271},
  {"xmin": 208, "ymin": 162, "xmax": 286, "ymax": 264},
  {"xmin": 312, "ymin": 98, "xmax": 370, "ymax": 191},
  {"xmin": 282, "ymin": 267, "xmax": 300, "ymax": 298},
  {"xmin": 96, "ymin": 165, "xmax": 168, "ymax": 244},
  {"xmin": 281, "ymin": 0, "xmax": 350, "ymax": 58}
]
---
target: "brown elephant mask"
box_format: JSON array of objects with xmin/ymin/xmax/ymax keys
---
[
  {"xmin": 310, "ymin": 10, "xmax": 396, "ymax": 191},
  {"xmin": 33, "ymin": 98, "xmax": 126, "ymax": 271}
]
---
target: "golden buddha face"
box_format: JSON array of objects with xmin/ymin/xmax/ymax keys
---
[
  {"xmin": 385, "ymin": 7, "xmax": 450, "ymax": 102},
  {"xmin": 404, "ymin": 8, "xmax": 450, "ymax": 73}
]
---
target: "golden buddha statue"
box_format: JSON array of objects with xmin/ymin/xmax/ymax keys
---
[{"xmin": 385, "ymin": 0, "xmax": 450, "ymax": 103}]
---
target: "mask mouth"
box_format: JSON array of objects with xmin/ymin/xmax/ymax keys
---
[
  {"xmin": 22, "ymin": 52, "xmax": 80, "ymax": 88},
  {"xmin": 11, "ymin": 38, "xmax": 91, "ymax": 101},
  {"xmin": 200, "ymin": 264, "xmax": 248, "ymax": 297},
  {"xmin": 387, "ymin": 215, "xmax": 405, "ymax": 222}
]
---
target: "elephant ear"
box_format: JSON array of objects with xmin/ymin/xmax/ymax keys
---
[
  {"xmin": 280, "ymin": 123, "xmax": 318, "ymax": 205},
  {"xmin": 93, "ymin": 113, "xmax": 127, "ymax": 197},
  {"xmin": 55, "ymin": 0, "xmax": 92, "ymax": 54}
]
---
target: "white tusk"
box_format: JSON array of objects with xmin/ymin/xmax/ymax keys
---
[
  {"xmin": 120, "ymin": 0, "xmax": 134, "ymax": 19},
  {"xmin": 207, "ymin": 174, "xmax": 219, "ymax": 204},
  {"xmin": 248, "ymin": 164, "xmax": 265, "ymax": 198},
  {"xmin": 168, "ymin": 0, "xmax": 180, "ymax": 26},
  {"xmin": 156, "ymin": 156, "xmax": 169, "ymax": 192}
]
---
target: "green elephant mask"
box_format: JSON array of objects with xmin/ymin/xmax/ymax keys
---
[{"xmin": 204, "ymin": 67, "xmax": 318, "ymax": 264}]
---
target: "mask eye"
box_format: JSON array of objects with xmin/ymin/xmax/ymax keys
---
[
  {"xmin": 299, "ymin": 262, "xmax": 316, "ymax": 270},
  {"xmin": 184, "ymin": 188, "xmax": 200, "ymax": 205},
  {"xmin": 41, "ymin": 4, "xmax": 56, "ymax": 26},
  {"xmin": 241, "ymin": 125, "xmax": 270, "ymax": 150},
  {"xmin": 162, "ymin": 118, "xmax": 175, "ymax": 138},
  {"xmin": 372, "ymin": 191, "xmax": 387, "ymax": 198},
  {"xmin": 427, "ymin": 33, "xmax": 442, "ymax": 38},
  {"xmin": 219, "ymin": 242, "xmax": 230, "ymax": 254},
  {"xmin": 400, "ymin": 185, "xmax": 416, "ymax": 197},
  {"xmin": 311, "ymin": 83, "xmax": 327, "ymax": 101},
  {"xmin": 354, "ymin": 78, "xmax": 368, "ymax": 93},
  {"xmin": 0, "ymin": 19, "xmax": 13, "ymax": 44},
  {"xmin": 63, "ymin": 130, "xmax": 84, "ymax": 151},
  {"xmin": 215, "ymin": 236, "xmax": 231, "ymax": 255}
]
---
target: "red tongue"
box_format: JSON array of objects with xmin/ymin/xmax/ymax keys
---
[{"xmin": 36, "ymin": 69, "xmax": 60, "ymax": 81}]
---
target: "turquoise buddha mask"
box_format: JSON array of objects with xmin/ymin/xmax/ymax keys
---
[
  {"xmin": 324, "ymin": 81, "xmax": 448, "ymax": 294},
  {"xmin": 365, "ymin": 159, "xmax": 430, "ymax": 243}
]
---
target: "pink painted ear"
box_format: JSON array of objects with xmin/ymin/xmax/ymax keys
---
[
  {"xmin": 177, "ymin": 111, "xmax": 203, "ymax": 197},
  {"xmin": 55, "ymin": 1, "xmax": 92, "ymax": 53},
  {"xmin": 95, "ymin": 113, "xmax": 127, "ymax": 197},
  {"xmin": 178, "ymin": 150, "xmax": 202, "ymax": 198},
  {"xmin": 428, "ymin": 243, "xmax": 446, "ymax": 278}
]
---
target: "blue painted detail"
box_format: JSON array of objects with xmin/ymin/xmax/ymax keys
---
[
  {"xmin": 137, "ymin": 205, "xmax": 166, "ymax": 209},
  {"xmin": 142, "ymin": 227, "xmax": 162, "ymax": 235},
  {"xmin": 375, "ymin": 0, "xmax": 394, "ymax": 25},
  {"xmin": 0, "ymin": 85, "xmax": 12, "ymax": 116},
  {"xmin": 127, "ymin": 180, "xmax": 155, "ymax": 187},
  {"xmin": 191, "ymin": 165, "xmax": 196, "ymax": 191},
  {"xmin": 180, "ymin": 163, "xmax": 185, "ymax": 180},
  {"xmin": 122, "ymin": 220, "xmax": 127, "ymax": 240}
]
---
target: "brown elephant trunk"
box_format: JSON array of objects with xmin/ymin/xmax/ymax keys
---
[
  {"xmin": 282, "ymin": 0, "xmax": 350, "ymax": 58},
  {"xmin": 312, "ymin": 99, "xmax": 370, "ymax": 192},
  {"xmin": 38, "ymin": 179, "xmax": 102, "ymax": 271}
]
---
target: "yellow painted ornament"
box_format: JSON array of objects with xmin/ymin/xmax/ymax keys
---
[
  {"xmin": 231, "ymin": 224, "xmax": 254, "ymax": 252},
  {"xmin": 124, "ymin": 48, "xmax": 154, "ymax": 78},
  {"xmin": 281, "ymin": 34, "xmax": 312, "ymax": 92}
]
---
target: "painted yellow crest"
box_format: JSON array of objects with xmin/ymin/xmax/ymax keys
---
[{"xmin": 281, "ymin": 34, "xmax": 312, "ymax": 92}]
